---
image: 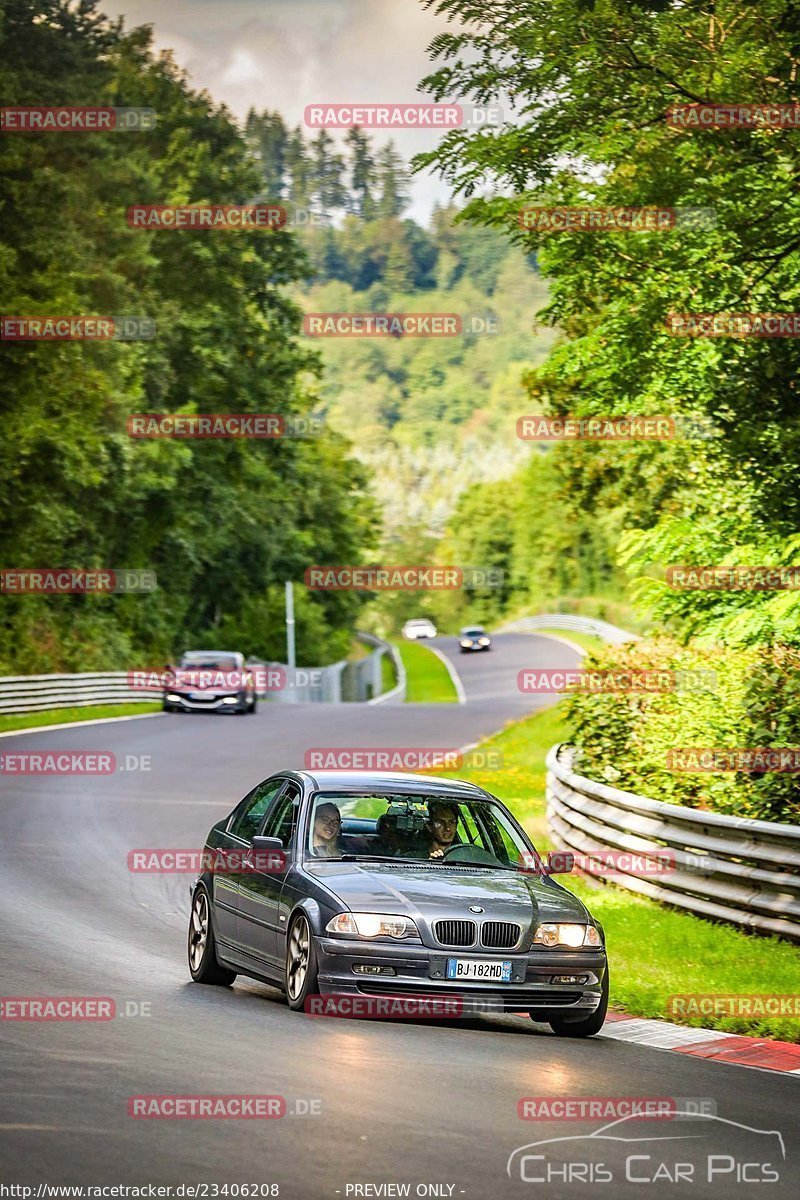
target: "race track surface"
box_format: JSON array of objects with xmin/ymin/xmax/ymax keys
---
[{"xmin": 1, "ymin": 634, "xmax": 796, "ymax": 1197}]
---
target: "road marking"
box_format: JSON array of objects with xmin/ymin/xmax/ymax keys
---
[
  {"xmin": 0, "ymin": 711, "xmax": 163, "ymax": 740},
  {"xmin": 428, "ymin": 643, "xmax": 466, "ymax": 704},
  {"xmin": 521, "ymin": 630, "xmax": 588, "ymax": 657}
]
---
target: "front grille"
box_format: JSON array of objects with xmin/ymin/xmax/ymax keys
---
[
  {"xmin": 434, "ymin": 919, "xmax": 476, "ymax": 947},
  {"xmin": 481, "ymin": 921, "xmax": 521, "ymax": 949}
]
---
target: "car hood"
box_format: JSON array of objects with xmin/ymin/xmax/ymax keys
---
[{"xmin": 307, "ymin": 862, "xmax": 590, "ymax": 925}]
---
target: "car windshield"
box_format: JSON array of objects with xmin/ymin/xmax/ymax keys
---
[
  {"xmin": 178, "ymin": 654, "xmax": 238, "ymax": 670},
  {"xmin": 306, "ymin": 792, "xmax": 539, "ymax": 870},
  {"xmin": 462, "ymin": 628, "xmax": 484, "ymax": 637}
]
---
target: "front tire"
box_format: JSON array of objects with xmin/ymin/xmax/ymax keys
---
[
  {"xmin": 285, "ymin": 911, "xmax": 319, "ymax": 1011},
  {"xmin": 548, "ymin": 969, "xmax": 608, "ymax": 1038},
  {"xmin": 188, "ymin": 885, "xmax": 236, "ymax": 986}
]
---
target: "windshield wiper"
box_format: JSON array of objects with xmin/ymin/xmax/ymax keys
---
[{"xmin": 338, "ymin": 854, "xmax": 402, "ymax": 863}]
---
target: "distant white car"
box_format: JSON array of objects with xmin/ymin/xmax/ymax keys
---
[{"xmin": 402, "ymin": 618, "xmax": 437, "ymax": 640}]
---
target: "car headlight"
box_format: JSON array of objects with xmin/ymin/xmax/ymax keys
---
[
  {"xmin": 222, "ymin": 696, "xmax": 238, "ymax": 703},
  {"xmin": 166, "ymin": 693, "xmax": 182, "ymax": 702},
  {"xmin": 533, "ymin": 923, "xmax": 602, "ymax": 948},
  {"xmin": 325, "ymin": 912, "xmax": 419, "ymax": 939},
  {"xmin": 460, "ymin": 639, "xmax": 472, "ymax": 647},
  {"xmin": 478, "ymin": 637, "xmax": 490, "ymax": 645}
]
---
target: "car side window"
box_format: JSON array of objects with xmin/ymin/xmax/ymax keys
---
[
  {"xmin": 229, "ymin": 778, "xmax": 285, "ymax": 842},
  {"xmin": 261, "ymin": 782, "xmax": 300, "ymax": 847}
]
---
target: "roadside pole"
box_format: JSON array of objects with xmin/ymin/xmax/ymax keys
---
[{"xmin": 285, "ymin": 581, "xmax": 296, "ymax": 704}]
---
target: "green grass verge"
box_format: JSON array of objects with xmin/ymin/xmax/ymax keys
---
[
  {"xmin": 380, "ymin": 652, "xmax": 396, "ymax": 695},
  {"xmin": 0, "ymin": 702, "xmax": 162, "ymax": 734},
  {"xmin": 430, "ymin": 702, "xmax": 800, "ymax": 1042},
  {"xmin": 392, "ymin": 640, "xmax": 458, "ymax": 703},
  {"xmin": 532, "ymin": 628, "xmax": 607, "ymax": 656}
]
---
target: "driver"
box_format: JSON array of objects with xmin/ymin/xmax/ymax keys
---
[{"xmin": 425, "ymin": 800, "xmax": 460, "ymax": 859}]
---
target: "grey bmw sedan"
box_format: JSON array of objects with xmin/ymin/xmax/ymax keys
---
[{"xmin": 188, "ymin": 770, "xmax": 608, "ymax": 1036}]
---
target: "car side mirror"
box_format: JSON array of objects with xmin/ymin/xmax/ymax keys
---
[
  {"xmin": 546, "ymin": 851, "xmax": 574, "ymax": 874},
  {"xmin": 253, "ymin": 835, "xmax": 284, "ymax": 852},
  {"xmin": 250, "ymin": 835, "xmax": 287, "ymax": 873}
]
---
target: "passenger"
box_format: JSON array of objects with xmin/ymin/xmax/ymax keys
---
[
  {"xmin": 376, "ymin": 812, "xmax": 403, "ymax": 856},
  {"xmin": 312, "ymin": 802, "xmax": 342, "ymax": 858}
]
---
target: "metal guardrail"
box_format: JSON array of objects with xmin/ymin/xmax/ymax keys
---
[
  {"xmin": 0, "ymin": 633, "xmax": 403, "ymax": 714},
  {"xmin": 502, "ymin": 613, "xmax": 639, "ymax": 644},
  {"xmin": 0, "ymin": 672, "xmax": 159, "ymax": 714},
  {"xmin": 359, "ymin": 633, "xmax": 406, "ymax": 705},
  {"xmin": 546, "ymin": 743, "xmax": 800, "ymax": 941}
]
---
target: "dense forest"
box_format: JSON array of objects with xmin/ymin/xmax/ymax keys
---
[
  {"xmin": 0, "ymin": 0, "xmax": 376, "ymax": 672},
  {"xmin": 243, "ymin": 112, "xmax": 620, "ymax": 633},
  {"xmin": 413, "ymin": 0, "xmax": 800, "ymax": 818}
]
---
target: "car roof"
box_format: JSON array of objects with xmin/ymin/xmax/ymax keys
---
[
  {"xmin": 460, "ymin": 625, "xmax": 486, "ymax": 632},
  {"xmin": 181, "ymin": 649, "xmax": 241, "ymax": 658},
  {"xmin": 298, "ymin": 769, "xmax": 491, "ymax": 798},
  {"xmin": 405, "ymin": 618, "xmax": 433, "ymax": 624}
]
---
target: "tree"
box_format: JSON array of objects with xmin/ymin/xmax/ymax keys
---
[
  {"xmin": 0, "ymin": 0, "xmax": 377, "ymax": 671},
  {"xmin": 245, "ymin": 108, "xmax": 287, "ymax": 199},
  {"xmin": 345, "ymin": 126, "xmax": 376, "ymax": 217},
  {"xmin": 375, "ymin": 140, "xmax": 410, "ymax": 218},
  {"xmin": 417, "ymin": 0, "xmax": 800, "ymax": 646}
]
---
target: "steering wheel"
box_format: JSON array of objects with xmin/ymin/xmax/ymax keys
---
[{"xmin": 440, "ymin": 843, "xmax": 502, "ymax": 866}]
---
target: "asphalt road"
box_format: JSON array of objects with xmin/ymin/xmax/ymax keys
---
[{"xmin": 0, "ymin": 633, "xmax": 797, "ymax": 1198}]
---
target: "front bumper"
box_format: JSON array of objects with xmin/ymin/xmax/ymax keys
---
[
  {"xmin": 316, "ymin": 935, "xmax": 606, "ymax": 1016},
  {"xmin": 164, "ymin": 691, "xmax": 244, "ymax": 711}
]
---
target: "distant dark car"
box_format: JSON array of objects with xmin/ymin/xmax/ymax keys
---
[
  {"xmin": 163, "ymin": 650, "xmax": 257, "ymax": 715},
  {"xmin": 187, "ymin": 770, "xmax": 608, "ymax": 1036},
  {"xmin": 459, "ymin": 626, "xmax": 492, "ymax": 652}
]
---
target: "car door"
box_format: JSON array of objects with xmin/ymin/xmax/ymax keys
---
[
  {"xmin": 213, "ymin": 776, "xmax": 286, "ymax": 948},
  {"xmin": 236, "ymin": 780, "xmax": 301, "ymax": 967}
]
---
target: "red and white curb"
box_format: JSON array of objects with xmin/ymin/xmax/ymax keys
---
[{"xmin": 602, "ymin": 1011, "xmax": 800, "ymax": 1075}]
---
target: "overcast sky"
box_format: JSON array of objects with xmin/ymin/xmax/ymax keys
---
[{"xmin": 105, "ymin": 0, "xmax": 460, "ymax": 221}]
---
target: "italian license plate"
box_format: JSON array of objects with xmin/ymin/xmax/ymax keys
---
[{"xmin": 446, "ymin": 958, "xmax": 512, "ymax": 982}]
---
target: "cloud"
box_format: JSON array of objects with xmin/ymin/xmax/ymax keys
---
[{"xmin": 103, "ymin": 0, "xmax": 460, "ymax": 221}]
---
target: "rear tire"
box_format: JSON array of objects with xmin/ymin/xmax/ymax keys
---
[
  {"xmin": 188, "ymin": 885, "xmax": 236, "ymax": 986},
  {"xmin": 548, "ymin": 969, "xmax": 608, "ymax": 1038}
]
